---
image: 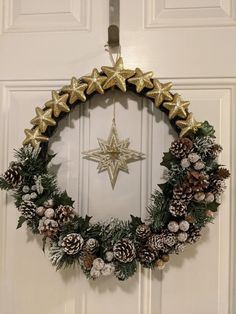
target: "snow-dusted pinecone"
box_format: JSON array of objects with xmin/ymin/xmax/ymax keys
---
[
  {"xmin": 147, "ymin": 233, "xmax": 165, "ymax": 252},
  {"xmin": 3, "ymin": 162, "xmax": 22, "ymax": 187},
  {"xmin": 174, "ymin": 243, "xmax": 186, "ymax": 254},
  {"xmin": 61, "ymin": 233, "xmax": 84, "ymax": 255},
  {"xmin": 136, "ymin": 224, "xmax": 151, "ymax": 241},
  {"xmin": 38, "ymin": 217, "xmax": 58, "ymax": 238},
  {"xmin": 55, "ymin": 205, "xmax": 75, "ymax": 226},
  {"xmin": 185, "ymin": 170, "xmax": 209, "ymax": 192},
  {"xmin": 187, "ymin": 226, "xmax": 201, "ymax": 244},
  {"xmin": 169, "ymin": 200, "xmax": 187, "ymax": 217},
  {"xmin": 193, "ymin": 136, "xmax": 222, "ymax": 159},
  {"xmin": 84, "ymin": 238, "xmax": 99, "ymax": 254},
  {"xmin": 163, "ymin": 232, "xmax": 177, "ymax": 247},
  {"xmin": 18, "ymin": 201, "xmax": 36, "ymax": 219},
  {"xmin": 80, "ymin": 252, "xmax": 96, "ymax": 270},
  {"xmin": 113, "ymin": 238, "xmax": 136, "ymax": 263},
  {"xmin": 173, "ymin": 185, "xmax": 194, "ymax": 203},
  {"xmin": 170, "ymin": 138, "xmax": 193, "ymax": 159},
  {"xmin": 138, "ymin": 246, "xmax": 156, "ymax": 264}
]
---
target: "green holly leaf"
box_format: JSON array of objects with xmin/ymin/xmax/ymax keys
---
[
  {"xmin": 54, "ymin": 190, "xmax": 74, "ymax": 207},
  {"xmin": 16, "ymin": 216, "xmax": 26, "ymax": 229},
  {"xmin": 160, "ymin": 152, "xmax": 177, "ymax": 169},
  {"xmin": 206, "ymin": 201, "xmax": 220, "ymax": 212},
  {"xmin": 197, "ymin": 121, "xmax": 215, "ymax": 138},
  {"xmin": 130, "ymin": 215, "xmax": 143, "ymax": 229}
]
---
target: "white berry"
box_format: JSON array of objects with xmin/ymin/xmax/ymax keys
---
[
  {"xmin": 93, "ymin": 258, "xmax": 105, "ymax": 271},
  {"xmin": 181, "ymin": 158, "xmax": 191, "ymax": 168},
  {"xmin": 179, "ymin": 220, "xmax": 190, "ymax": 232},
  {"xmin": 36, "ymin": 206, "xmax": 46, "ymax": 216},
  {"xmin": 168, "ymin": 221, "xmax": 179, "ymax": 233},
  {"xmin": 44, "ymin": 208, "xmax": 55, "ymax": 219},
  {"xmin": 205, "ymin": 192, "xmax": 215, "ymax": 203},
  {"xmin": 194, "ymin": 161, "xmax": 205, "ymax": 170},
  {"xmin": 177, "ymin": 232, "xmax": 188, "ymax": 242},
  {"xmin": 188, "ymin": 153, "xmax": 200, "ymax": 163}
]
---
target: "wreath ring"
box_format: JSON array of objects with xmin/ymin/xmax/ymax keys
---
[{"xmin": 0, "ymin": 57, "xmax": 230, "ymax": 280}]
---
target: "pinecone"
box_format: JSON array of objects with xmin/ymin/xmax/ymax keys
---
[
  {"xmin": 84, "ymin": 238, "xmax": 99, "ymax": 254},
  {"xmin": 173, "ymin": 185, "xmax": 194, "ymax": 203},
  {"xmin": 3, "ymin": 162, "xmax": 22, "ymax": 187},
  {"xmin": 138, "ymin": 246, "xmax": 156, "ymax": 264},
  {"xmin": 185, "ymin": 170, "xmax": 209, "ymax": 192},
  {"xmin": 18, "ymin": 201, "xmax": 36, "ymax": 219},
  {"xmin": 38, "ymin": 217, "xmax": 58, "ymax": 238},
  {"xmin": 208, "ymin": 144, "xmax": 222, "ymax": 159},
  {"xmin": 174, "ymin": 243, "xmax": 186, "ymax": 254},
  {"xmin": 147, "ymin": 234, "xmax": 165, "ymax": 252},
  {"xmin": 216, "ymin": 168, "xmax": 230, "ymax": 179},
  {"xmin": 136, "ymin": 224, "xmax": 151, "ymax": 241},
  {"xmin": 187, "ymin": 226, "xmax": 201, "ymax": 244},
  {"xmin": 61, "ymin": 233, "xmax": 84, "ymax": 255},
  {"xmin": 169, "ymin": 200, "xmax": 187, "ymax": 217},
  {"xmin": 55, "ymin": 205, "xmax": 75, "ymax": 226},
  {"xmin": 80, "ymin": 252, "xmax": 96, "ymax": 270},
  {"xmin": 113, "ymin": 238, "xmax": 136, "ymax": 263},
  {"xmin": 170, "ymin": 138, "xmax": 193, "ymax": 159},
  {"xmin": 163, "ymin": 232, "xmax": 177, "ymax": 247}
]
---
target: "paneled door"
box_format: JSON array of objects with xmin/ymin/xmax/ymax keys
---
[{"xmin": 0, "ymin": 1, "xmax": 235, "ymax": 314}]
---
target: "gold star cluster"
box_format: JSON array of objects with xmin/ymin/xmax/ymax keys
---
[{"xmin": 23, "ymin": 57, "xmax": 202, "ymax": 147}]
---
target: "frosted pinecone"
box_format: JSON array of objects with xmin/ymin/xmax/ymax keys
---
[
  {"xmin": 80, "ymin": 252, "xmax": 96, "ymax": 270},
  {"xmin": 84, "ymin": 238, "xmax": 99, "ymax": 254},
  {"xmin": 147, "ymin": 234, "xmax": 165, "ymax": 252},
  {"xmin": 174, "ymin": 243, "xmax": 186, "ymax": 254},
  {"xmin": 61, "ymin": 233, "xmax": 84, "ymax": 255},
  {"xmin": 170, "ymin": 138, "xmax": 193, "ymax": 159},
  {"xmin": 169, "ymin": 200, "xmax": 187, "ymax": 217},
  {"xmin": 18, "ymin": 201, "xmax": 36, "ymax": 219},
  {"xmin": 3, "ymin": 162, "xmax": 22, "ymax": 188},
  {"xmin": 136, "ymin": 224, "xmax": 151, "ymax": 241},
  {"xmin": 113, "ymin": 238, "xmax": 136, "ymax": 263},
  {"xmin": 187, "ymin": 226, "xmax": 201, "ymax": 244},
  {"xmin": 38, "ymin": 217, "xmax": 58, "ymax": 238},
  {"xmin": 193, "ymin": 136, "xmax": 222, "ymax": 159},
  {"xmin": 138, "ymin": 246, "xmax": 156, "ymax": 264},
  {"xmin": 173, "ymin": 185, "xmax": 194, "ymax": 203},
  {"xmin": 55, "ymin": 205, "xmax": 75, "ymax": 226},
  {"xmin": 186, "ymin": 170, "xmax": 209, "ymax": 192},
  {"xmin": 163, "ymin": 232, "xmax": 177, "ymax": 247}
]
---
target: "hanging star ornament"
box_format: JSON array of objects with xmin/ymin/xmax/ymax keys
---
[
  {"xmin": 176, "ymin": 112, "xmax": 202, "ymax": 137},
  {"xmin": 23, "ymin": 127, "xmax": 49, "ymax": 147},
  {"xmin": 30, "ymin": 107, "xmax": 56, "ymax": 133},
  {"xmin": 61, "ymin": 77, "xmax": 88, "ymax": 104},
  {"xmin": 82, "ymin": 68, "xmax": 107, "ymax": 95},
  {"xmin": 101, "ymin": 57, "xmax": 135, "ymax": 92},
  {"xmin": 146, "ymin": 79, "xmax": 173, "ymax": 107},
  {"xmin": 45, "ymin": 91, "xmax": 69, "ymax": 118},
  {"xmin": 82, "ymin": 120, "xmax": 145, "ymax": 189},
  {"xmin": 128, "ymin": 68, "xmax": 153, "ymax": 93},
  {"xmin": 163, "ymin": 93, "xmax": 190, "ymax": 120}
]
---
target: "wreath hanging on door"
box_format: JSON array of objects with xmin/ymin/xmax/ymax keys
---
[{"xmin": 0, "ymin": 58, "xmax": 230, "ymax": 281}]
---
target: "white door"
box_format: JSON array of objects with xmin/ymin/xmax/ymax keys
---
[{"xmin": 0, "ymin": 0, "xmax": 235, "ymax": 314}]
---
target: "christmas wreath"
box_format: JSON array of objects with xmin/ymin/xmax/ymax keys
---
[{"xmin": 0, "ymin": 58, "xmax": 230, "ymax": 281}]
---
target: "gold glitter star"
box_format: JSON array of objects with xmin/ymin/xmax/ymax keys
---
[
  {"xmin": 82, "ymin": 120, "xmax": 145, "ymax": 189},
  {"xmin": 61, "ymin": 77, "xmax": 88, "ymax": 104},
  {"xmin": 45, "ymin": 91, "xmax": 69, "ymax": 118},
  {"xmin": 128, "ymin": 68, "xmax": 153, "ymax": 93},
  {"xmin": 163, "ymin": 93, "xmax": 190, "ymax": 120},
  {"xmin": 30, "ymin": 107, "xmax": 56, "ymax": 133},
  {"xmin": 146, "ymin": 79, "xmax": 173, "ymax": 107},
  {"xmin": 176, "ymin": 112, "xmax": 202, "ymax": 137},
  {"xmin": 102, "ymin": 57, "xmax": 135, "ymax": 92},
  {"xmin": 82, "ymin": 68, "xmax": 107, "ymax": 95},
  {"xmin": 23, "ymin": 127, "xmax": 49, "ymax": 147}
]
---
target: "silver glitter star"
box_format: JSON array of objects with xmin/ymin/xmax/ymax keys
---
[{"xmin": 82, "ymin": 120, "xmax": 145, "ymax": 189}]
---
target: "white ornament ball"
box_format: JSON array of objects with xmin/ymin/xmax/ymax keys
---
[
  {"xmin": 205, "ymin": 192, "xmax": 215, "ymax": 203},
  {"xmin": 22, "ymin": 194, "xmax": 31, "ymax": 201},
  {"xmin": 44, "ymin": 208, "xmax": 55, "ymax": 219},
  {"xmin": 101, "ymin": 263, "xmax": 115, "ymax": 276},
  {"xmin": 30, "ymin": 192, "xmax": 37, "ymax": 199},
  {"xmin": 194, "ymin": 192, "xmax": 205, "ymax": 202},
  {"xmin": 179, "ymin": 220, "xmax": 190, "ymax": 232},
  {"xmin": 188, "ymin": 153, "xmax": 200, "ymax": 163},
  {"xmin": 44, "ymin": 199, "xmax": 54, "ymax": 208},
  {"xmin": 181, "ymin": 158, "xmax": 191, "ymax": 169},
  {"xmin": 22, "ymin": 186, "xmax": 30, "ymax": 193},
  {"xmin": 168, "ymin": 221, "xmax": 179, "ymax": 233},
  {"xmin": 194, "ymin": 160, "xmax": 205, "ymax": 170},
  {"xmin": 177, "ymin": 232, "xmax": 188, "ymax": 242},
  {"xmin": 36, "ymin": 206, "xmax": 46, "ymax": 216},
  {"xmin": 93, "ymin": 258, "xmax": 105, "ymax": 271},
  {"xmin": 105, "ymin": 251, "xmax": 114, "ymax": 262},
  {"xmin": 90, "ymin": 267, "xmax": 101, "ymax": 279}
]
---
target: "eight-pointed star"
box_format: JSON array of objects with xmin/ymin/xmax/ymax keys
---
[{"xmin": 82, "ymin": 120, "xmax": 145, "ymax": 189}]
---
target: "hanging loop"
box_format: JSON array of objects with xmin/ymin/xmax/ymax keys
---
[{"xmin": 107, "ymin": 0, "xmax": 120, "ymax": 53}]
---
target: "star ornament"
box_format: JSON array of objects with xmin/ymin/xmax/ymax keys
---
[
  {"xmin": 62, "ymin": 77, "xmax": 88, "ymax": 104},
  {"xmin": 128, "ymin": 68, "xmax": 153, "ymax": 93},
  {"xmin": 176, "ymin": 112, "xmax": 202, "ymax": 137},
  {"xmin": 101, "ymin": 57, "xmax": 135, "ymax": 92},
  {"xmin": 163, "ymin": 93, "xmax": 190, "ymax": 120},
  {"xmin": 82, "ymin": 68, "xmax": 107, "ymax": 95},
  {"xmin": 146, "ymin": 79, "xmax": 173, "ymax": 107},
  {"xmin": 30, "ymin": 107, "xmax": 56, "ymax": 133},
  {"xmin": 45, "ymin": 91, "xmax": 69, "ymax": 118},
  {"xmin": 23, "ymin": 127, "xmax": 49, "ymax": 147},
  {"xmin": 82, "ymin": 120, "xmax": 145, "ymax": 189}
]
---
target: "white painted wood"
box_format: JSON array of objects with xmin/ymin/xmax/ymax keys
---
[{"xmin": 0, "ymin": 1, "xmax": 235, "ymax": 314}]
